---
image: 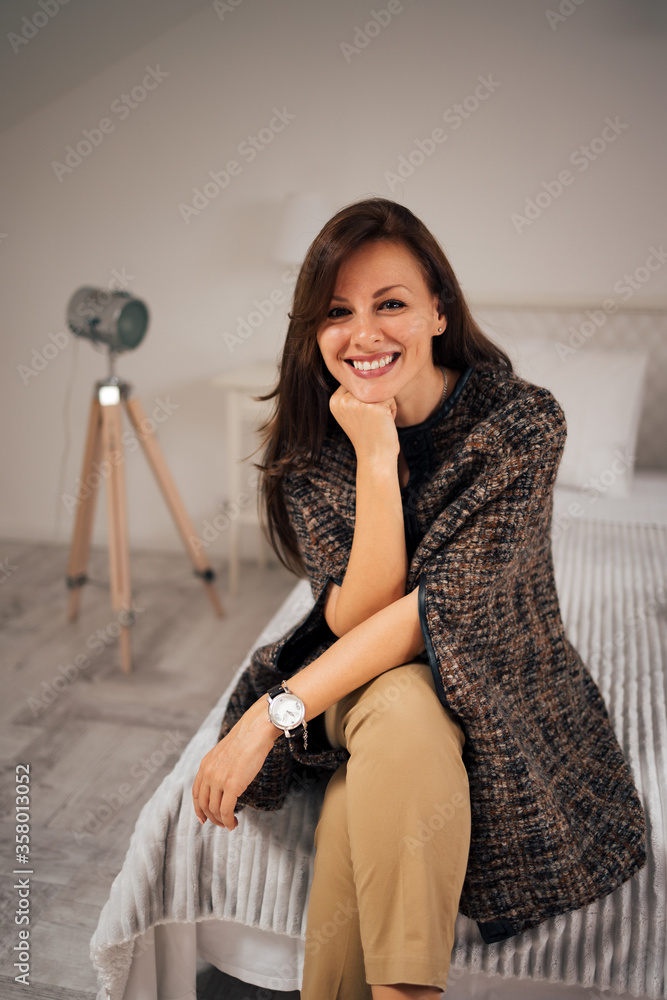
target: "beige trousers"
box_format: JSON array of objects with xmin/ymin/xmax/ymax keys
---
[{"xmin": 301, "ymin": 661, "xmax": 471, "ymax": 999}]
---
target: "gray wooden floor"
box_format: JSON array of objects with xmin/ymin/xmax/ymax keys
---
[{"xmin": 0, "ymin": 538, "xmax": 298, "ymax": 999}]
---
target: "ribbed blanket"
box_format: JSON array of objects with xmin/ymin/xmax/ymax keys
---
[{"xmin": 90, "ymin": 517, "xmax": 666, "ymax": 1000}]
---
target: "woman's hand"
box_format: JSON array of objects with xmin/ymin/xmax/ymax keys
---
[
  {"xmin": 329, "ymin": 384, "xmax": 399, "ymax": 465},
  {"xmin": 192, "ymin": 698, "xmax": 279, "ymax": 830}
]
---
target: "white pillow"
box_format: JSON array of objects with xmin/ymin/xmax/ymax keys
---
[{"xmin": 503, "ymin": 339, "xmax": 647, "ymax": 496}]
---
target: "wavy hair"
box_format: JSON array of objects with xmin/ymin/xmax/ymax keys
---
[{"xmin": 250, "ymin": 197, "xmax": 512, "ymax": 575}]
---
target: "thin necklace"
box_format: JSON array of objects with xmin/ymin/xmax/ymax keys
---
[{"xmin": 439, "ymin": 366, "xmax": 448, "ymax": 406}]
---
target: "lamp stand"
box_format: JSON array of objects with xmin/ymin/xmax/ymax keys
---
[{"xmin": 65, "ymin": 374, "xmax": 224, "ymax": 673}]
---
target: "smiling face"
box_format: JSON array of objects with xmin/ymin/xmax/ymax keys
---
[{"xmin": 316, "ymin": 240, "xmax": 446, "ymax": 426}]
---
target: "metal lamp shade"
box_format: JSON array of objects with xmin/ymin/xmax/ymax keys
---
[{"xmin": 66, "ymin": 287, "xmax": 149, "ymax": 353}]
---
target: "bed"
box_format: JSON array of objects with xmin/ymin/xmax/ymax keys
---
[{"xmin": 90, "ymin": 307, "xmax": 667, "ymax": 1000}]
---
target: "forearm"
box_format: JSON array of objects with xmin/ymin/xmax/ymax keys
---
[
  {"xmin": 329, "ymin": 457, "xmax": 408, "ymax": 635},
  {"xmin": 193, "ymin": 579, "xmax": 425, "ymax": 831},
  {"xmin": 289, "ymin": 587, "xmax": 425, "ymax": 720}
]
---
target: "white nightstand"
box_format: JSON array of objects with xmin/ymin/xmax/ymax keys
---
[{"xmin": 212, "ymin": 361, "xmax": 279, "ymax": 596}]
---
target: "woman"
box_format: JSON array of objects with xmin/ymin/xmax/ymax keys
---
[{"xmin": 193, "ymin": 199, "xmax": 646, "ymax": 999}]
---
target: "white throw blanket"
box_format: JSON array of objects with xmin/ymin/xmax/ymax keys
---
[{"xmin": 91, "ymin": 517, "xmax": 667, "ymax": 1000}]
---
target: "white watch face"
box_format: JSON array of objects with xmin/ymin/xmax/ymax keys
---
[{"xmin": 269, "ymin": 692, "xmax": 305, "ymax": 729}]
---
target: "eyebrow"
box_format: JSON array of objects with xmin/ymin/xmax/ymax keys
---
[{"xmin": 331, "ymin": 284, "xmax": 411, "ymax": 302}]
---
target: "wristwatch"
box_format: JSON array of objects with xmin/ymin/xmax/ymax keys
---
[{"xmin": 266, "ymin": 681, "xmax": 308, "ymax": 749}]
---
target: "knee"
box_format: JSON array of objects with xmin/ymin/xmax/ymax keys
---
[
  {"xmin": 370, "ymin": 663, "xmax": 443, "ymax": 728},
  {"xmin": 346, "ymin": 663, "xmax": 463, "ymax": 757}
]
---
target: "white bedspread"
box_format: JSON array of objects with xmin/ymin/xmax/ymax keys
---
[{"xmin": 90, "ymin": 493, "xmax": 667, "ymax": 1000}]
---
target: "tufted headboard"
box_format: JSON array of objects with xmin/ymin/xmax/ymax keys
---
[{"xmin": 473, "ymin": 306, "xmax": 667, "ymax": 472}]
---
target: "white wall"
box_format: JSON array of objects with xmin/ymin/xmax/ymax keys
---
[{"xmin": 1, "ymin": 0, "xmax": 666, "ymax": 557}]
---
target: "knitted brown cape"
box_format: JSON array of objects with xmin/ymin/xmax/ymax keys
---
[{"xmin": 218, "ymin": 366, "xmax": 646, "ymax": 943}]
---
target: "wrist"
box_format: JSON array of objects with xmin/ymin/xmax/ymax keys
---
[
  {"xmin": 356, "ymin": 453, "xmax": 400, "ymax": 479},
  {"xmin": 250, "ymin": 697, "xmax": 283, "ymax": 744}
]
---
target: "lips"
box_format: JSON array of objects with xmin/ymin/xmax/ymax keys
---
[{"xmin": 344, "ymin": 352, "xmax": 400, "ymax": 378}]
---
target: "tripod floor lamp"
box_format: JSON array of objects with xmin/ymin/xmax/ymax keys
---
[{"xmin": 65, "ymin": 287, "xmax": 223, "ymax": 673}]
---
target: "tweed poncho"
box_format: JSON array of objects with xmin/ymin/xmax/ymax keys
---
[{"xmin": 219, "ymin": 365, "xmax": 646, "ymax": 943}]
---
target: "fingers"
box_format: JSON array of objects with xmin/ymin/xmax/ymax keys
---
[
  {"xmin": 329, "ymin": 384, "xmax": 349, "ymax": 414},
  {"xmin": 192, "ymin": 780, "xmax": 209, "ymax": 826},
  {"xmin": 192, "ymin": 768, "xmax": 206, "ymax": 824},
  {"xmin": 193, "ymin": 780, "xmax": 226, "ymax": 828},
  {"xmin": 192, "ymin": 765, "xmax": 238, "ymax": 831},
  {"xmin": 192, "ymin": 754, "xmax": 220, "ymax": 826},
  {"xmin": 219, "ymin": 789, "xmax": 239, "ymax": 831},
  {"xmin": 206, "ymin": 785, "xmax": 224, "ymax": 826}
]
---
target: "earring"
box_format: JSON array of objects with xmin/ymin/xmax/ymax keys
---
[{"xmin": 437, "ymin": 327, "xmax": 443, "ymax": 333}]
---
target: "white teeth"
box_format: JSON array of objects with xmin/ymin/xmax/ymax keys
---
[{"xmin": 350, "ymin": 353, "xmax": 396, "ymax": 371}]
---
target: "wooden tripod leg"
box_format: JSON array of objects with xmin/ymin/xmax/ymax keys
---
[
  {"xmin": 100, "ymin": 395, "xmax": 133, "ymax": 673},
  {"xmin": 124, "ymin": 396, "xmax": 224, "ymax": 617},
  {"xmin": 66, "ymin": 394, "xmax": 103, "ymax": 622}
]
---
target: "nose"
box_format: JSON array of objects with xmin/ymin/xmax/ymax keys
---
[{"xmin": 348, "ymin": 311, "xmax": 381, "ymax": 349}]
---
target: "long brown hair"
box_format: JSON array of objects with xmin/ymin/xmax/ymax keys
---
[{"xmin": 252, "ymin": 197, "xmax": 512, "ymax": 576}]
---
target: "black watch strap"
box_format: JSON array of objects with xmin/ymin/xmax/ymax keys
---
[{"xmin": 284, "ymin": 723, "xmax": 307, "ymax": 741}]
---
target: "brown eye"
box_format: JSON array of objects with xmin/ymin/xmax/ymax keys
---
[{"xmin": 380, "ymin": 299, "xmax": 405, "ymax": 310}]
